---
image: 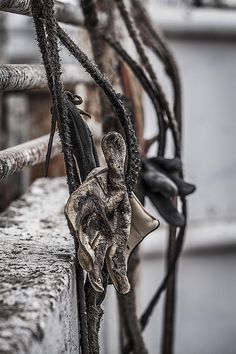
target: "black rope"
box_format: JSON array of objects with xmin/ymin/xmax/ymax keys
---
[
  {"xmin": 31, "ymin": 0, "xmax": 79, "ymax": 193},
  {"xmin": 114, "ymin": 0, "xmax": 180, "ymax": 156},
  {"xmin": 80, "ymin": 0, "xmax": 117, "ymax": 131},
  {"xmin": 112, "ymin": 1, "xmax": 188, "ymax": 352},
  {"xmin": 30, "ymin": 1, "xmax": 59, "ymax": 178},
  {"xmin": 32, "ymin": 1, "xmax": 188, "ymax": 352},
  {"xmin": 101, "ymin": 32, "xmax": 167, "ymax": 154},
  {"xmin": 122, "ymin": 197, "xmax": 187, "ymax": 354},
  {"xmin": 31, "ymin": 2, "xmax": 90, "ymax": 353},
  {"xmin": 140, "ymin": 197, "xmax": 187, "ymax": 330},
  {"xmin": 103, "ymin": 3, "xmax": 188, "ymax": 354},
  {"xmin": 130, "ymin": 0, "xmax": 182, "ymax": 142},
  {"xmin": 78, "ymin": 2, "xmax": 109, "ymax": 353},
  {"xmin": 80, "ymin": 2, "xmax": 148, "ymax": 353},
  {"xmin": 56, "ymin": 23, "xmax": 140, "ymax": 195}
]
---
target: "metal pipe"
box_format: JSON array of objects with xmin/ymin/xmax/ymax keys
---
[
  {"xmin": 0, "ymin": 133, "xmax": 61, "ymax": 179},
  {"xmin": 0, "ymin": 0, "xmax": 84, "ymax": 27},
  {"xmin": 0, "ymin": 64, "xmax": 90, "ymax": 91}
]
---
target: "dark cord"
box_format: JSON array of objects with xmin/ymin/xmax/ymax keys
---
[
  {"xmin": 56, "ymin": 23, "xmax": 140, "ymax": 195},
  {"xmin": 31, "ymin": 2, "xmax": 89, "ymax": 353}
]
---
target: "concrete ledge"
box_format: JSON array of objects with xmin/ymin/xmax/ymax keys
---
[{"xmin": 0, "ymin": 178, "xmax": 79, "ymax": 354}]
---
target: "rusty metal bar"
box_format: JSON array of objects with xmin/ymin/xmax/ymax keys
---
[
  {"xmin": 0, "ymin": 64, "xmax": 90, "ymax": 91},
  {"xmin": 0, "ymin": 133, "xmax": 61, "ymax": 179},
  {"xmin": 0, "ymin": 0, "xmax": 84, "ymax": 27}
]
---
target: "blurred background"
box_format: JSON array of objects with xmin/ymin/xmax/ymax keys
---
[{"xmin": 1, "ymin": 0, "xmax": 236, "ymax": 353}]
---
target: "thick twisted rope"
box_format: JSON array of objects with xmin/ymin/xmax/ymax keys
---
[
  {"xmin": 56, "ymin": 23, "xmax": 140, "ymax": 194},
  {"xmin": 114, "ymin": 0, "xmax": 180, "ymax": 157},
  {"xmin": 111, "ymin": 2, "xmax": 188, "ymax": 352},
  {"xmin": 31, "ymin": 2, "xmax": 90, "ymax": 353},
  {"xmin": 31, "ymin": 0, "xmax": 79, "ymax": 192},
  {"xmin": 79, "ymin": 1, "xmax": 111, "ymax": 353},
  {"xmin": 130, "ymin": 0, "xmax": 182, "ymax": 136},
  {"xmin": 122, "ymin": 197, "xmax": 187, "ymax": 354},
  {"xmin": 101, "ymin": 32, "xmax": 166, "ymax": 153}
]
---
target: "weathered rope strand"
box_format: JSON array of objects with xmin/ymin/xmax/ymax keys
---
[
  {"xmin": 118, "ymin": 249, "xmax": 148, "ymax": 354},
  {"xmin": 31, "ymin": 2, "xmax": 90, "ymax": 353},
  {"xmin": 123, "ymin": 198, "xmax": 187, "ymax": 354},
  {"xmin": 101, "ymin": 31, "xmax": 166, "ymax": 152},
  {"xmin": 140, "ymin": 198, "xmax": 187, "ymax": 330},
  {"xmin": 79, "ymin": 1, "xmax": 109, "ymax": 353},
  {"xmin": 115, "ymin": 0, "xmax": 180, "ymax": 156},
  {"xmin": 30, "ymin": 2, "xmax": 58, "ymax": 177},
  {"xmin": 80, "ymin": 2, "xmax": 147, "ymax": 353},
  {"xmin": 114, "ymin": 0, "xmax": 165, "ymax": 155},
  {"xmin": 130, "ymin": 0, "xmax": 182, "ymax": 135},
  {"xmin": 42, "ymin": 0, "xmax": 79, "ymax": 192},
  {"xmin": 31, "ymin": 0, "xmax": 79, "ymax": 192},
  {"xmin": 56, "ymin": 23, "xmax": 140, "ymax": 194},
  {"xmin": 114, "ymin": 2, "xmax": 188, "ymax": 352}
]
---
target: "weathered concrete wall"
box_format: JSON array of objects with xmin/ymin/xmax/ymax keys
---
[{"xmin": 0, "ymin": 178, "xmax": 79, "ymax": 354}]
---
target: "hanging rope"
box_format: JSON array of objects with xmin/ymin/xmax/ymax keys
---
[
  {"xmin": 79, "ymin": 2, "xmax": 148, "ymax": 353},
  {"xmin": 130, "ymin": 0, "xmax": 182, "ymax": 135},
  {"xmin": 140, "ymin": 198, "xmax": 187, "ymax": 329},
  {"xmin": 56, "ymin": 23, "xmax": 140, "ymax": 195},
  {"xmin": 80, "ymin": 0, "xmax": 114, "ymax": 127},
  {"xmin": 31, "ymin": 0, "xmax": 79, "ymax": 192},
  {"xmin": 114, "ymin": 0, "xmax": 180, "ymax": 157},
  {"xmin": 121, "ymin": 199, "xmax": 186, "ymax": 354},
  {"xmin": 79, "ymin": 1, "xmax": 112, "ymax": 353},
  {"xmin": 101, "ymin": 32, "xmax": 166, "ymax": 152},
  {"xmin": 30, "ymin": 1, "xmax": 192, "ymax": 353},
  {"xmin": 108, "ymin": 2, "xmax": 190, "ymax": 353},
  {"xmin": 31, "ymin": 2, "xmax": 90, "ymax": 353}
]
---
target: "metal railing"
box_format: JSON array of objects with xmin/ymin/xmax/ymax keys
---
[
  {"xmin": 0, "ymin": 133, "xmax": 61, "ymax": 179},
  {"xmin": 0, "ymin": 64, "xmax": 89, "ymax": 91}
]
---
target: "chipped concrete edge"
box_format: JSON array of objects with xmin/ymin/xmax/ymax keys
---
[{"xmin": 0, "ymin": 177, "xmax": 79, "ymax": 354}]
